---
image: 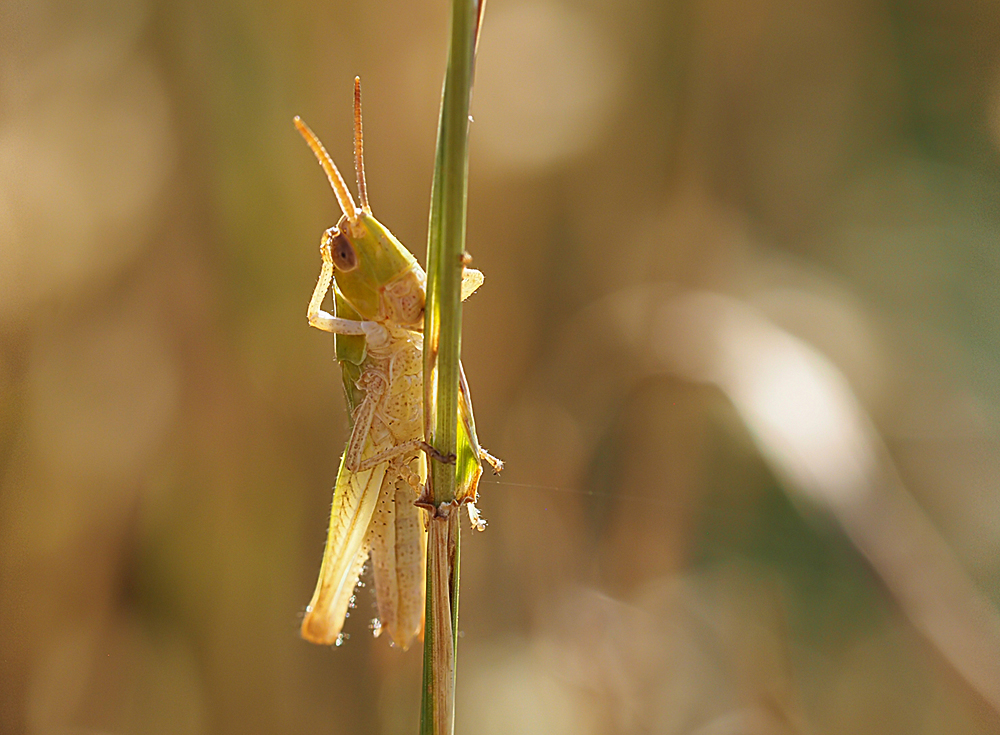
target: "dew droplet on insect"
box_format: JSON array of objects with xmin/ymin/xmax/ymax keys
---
[
  {"xmin": 335, "ymin": 634, "xmax": 345, "ymax": 647},
  {"xmin": 371, "ymin": 618, "xmax": 382, "ymax": 638}
]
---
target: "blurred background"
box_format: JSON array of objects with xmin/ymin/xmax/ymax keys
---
[{"xmin": 3, "ymin": 0, "xmax": 1000, "ymax": 732}]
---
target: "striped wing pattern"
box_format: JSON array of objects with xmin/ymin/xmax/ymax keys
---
[{"xmin": 301, "ymin": 443, "xmax": 388, "ymax": 645}]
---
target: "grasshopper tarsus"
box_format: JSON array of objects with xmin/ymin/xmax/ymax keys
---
[
  {"xmin": 480, "ymin": 448, "xmax": 503, "ymax": 475},
  {"xmin": 467, "ymin": 503, "xmax": 487, "ymax": 532},
  {"xmin": 413, "ymin": 493, "xmax": 456, "ymax": 517},
  {"xmin": 420, "ymin": 441, "xmax": 456, "ymax": 466}
]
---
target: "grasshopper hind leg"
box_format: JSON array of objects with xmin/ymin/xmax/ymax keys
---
[{"xmin": 367, "ymin": 458, "xmax": 425, "ymax": 650}]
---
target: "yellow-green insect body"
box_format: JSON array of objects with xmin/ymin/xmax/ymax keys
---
[{"xmin": 296, "ymin": 79, "xmax": 500, "ymax": 651}]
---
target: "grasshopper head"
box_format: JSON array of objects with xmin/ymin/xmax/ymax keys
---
[
  {"xmin": 324, "ymin": 213, "xmax": 426, "ymax": 326},
  {"xmin": 295, "ymin": 78, "xmax": 426, "ymax": 327}
]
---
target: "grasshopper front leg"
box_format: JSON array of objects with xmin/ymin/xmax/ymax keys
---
[{"xmin": 307, "ymin": 229, "xmax": 377, "ymax": 336}]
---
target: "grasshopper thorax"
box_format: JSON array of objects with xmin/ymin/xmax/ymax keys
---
[{"xmin": 381, "ymin": 267, "xmax": 425, "ymax": 327}]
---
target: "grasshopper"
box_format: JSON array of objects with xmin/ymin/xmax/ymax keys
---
[{"xmin": 296, "ymin": 78, "xmax": 501, "ymax": 651}]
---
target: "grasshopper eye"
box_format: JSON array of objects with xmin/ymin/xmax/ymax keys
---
[{"xmin": 330, "ymin": 231, "xmax": 358, "ymax": 271}]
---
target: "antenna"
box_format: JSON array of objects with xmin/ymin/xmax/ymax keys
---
[
  {"xmin": 294, "ymin": 116, "xmax": 359, "ymax": 229},
  {"xmin": 353, "ymin": 77, "xmax": 370, "ymax": 214}
]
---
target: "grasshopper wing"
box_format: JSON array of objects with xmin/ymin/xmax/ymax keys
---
[{"xmin": 301, "ymin": 448, "xmax": 388, "ymax": 645}]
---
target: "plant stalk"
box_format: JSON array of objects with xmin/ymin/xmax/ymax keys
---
[{"xmin": 420, "ymin": 0, "xmax": 483, "ymax": 733}]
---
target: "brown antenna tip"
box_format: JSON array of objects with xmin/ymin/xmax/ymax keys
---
[{"xmin": 353, "ymin": 77, "xmax": 370, "ymax": 214}]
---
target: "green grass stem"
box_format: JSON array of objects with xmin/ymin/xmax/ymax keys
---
[{"xmin": 420, "ymin": 0, "xmax": 483, "ymax": 733}]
